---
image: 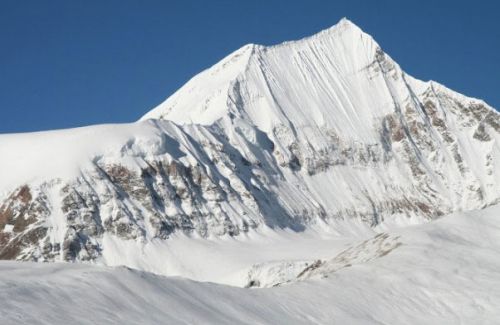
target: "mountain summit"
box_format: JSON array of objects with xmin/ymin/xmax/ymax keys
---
[
  {"xmin": 1, "ymin": 19, "xmax": 499, "ymax": 267},
  {"xmin": 142, "ymin": 18, "xmax": 381, "ymax": 132}
]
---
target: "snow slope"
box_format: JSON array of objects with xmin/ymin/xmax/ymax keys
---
[
  {"xmin": 2, "ymin": 204, "xmax": 500, "ymax": 324},
  {"xmin": 0, "ymin": 121, "xmax": 173, "ymax": 192}
]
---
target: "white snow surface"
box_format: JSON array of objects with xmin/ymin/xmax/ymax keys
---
[
  {"xmin": 1, "ymin": 204, "xmax": 500, "ymax": 324},
  {"xmin": 0, "ymin": 121, "xmax": 171, "ymax": 192},
  {"xmin": 98, "ymin": 224, "xmax": 366, "ymax": 287}
]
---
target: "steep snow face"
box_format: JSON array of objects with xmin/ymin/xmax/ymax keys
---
[
  {"xmin": 1, "ymin": 18, "xmax": 500, "ymax": 264},
  {"xmin": 144, "ymin": 18, "xmax": 500, "ymax": 219},
  {"xmin": 143, "ymin": 18, "xmax": 387, "ymax": 137}
]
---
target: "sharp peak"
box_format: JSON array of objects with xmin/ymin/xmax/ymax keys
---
[
  {"xmin": 235, "ymin": 18, "xmax": 375, "ymax": 53},
  {"xmin": 327, "ymin": 17, "xmax": 363, "ymax": 32},
  {"xmin": 284, "ymin": 17, "xmax": 373, "ymax": 46}
]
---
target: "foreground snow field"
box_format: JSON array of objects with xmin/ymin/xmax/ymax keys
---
[{"xmin": 1, "ymin": 204, "xmax": 500, "ymax": 324}]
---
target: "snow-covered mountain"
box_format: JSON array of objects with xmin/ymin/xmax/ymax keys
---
[{"xmin": 1, "ymin": 18, "xmax": 499, "ymax": 269}]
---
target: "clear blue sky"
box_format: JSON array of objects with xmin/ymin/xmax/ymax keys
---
[{"xmin": 1, "ymin": 0, "xmax": 498, "ymax": 133}]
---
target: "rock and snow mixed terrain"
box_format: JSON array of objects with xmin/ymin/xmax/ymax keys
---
[{"xmin": 0, "ymin": 18, "xmax": 499, "ymax": 324}]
